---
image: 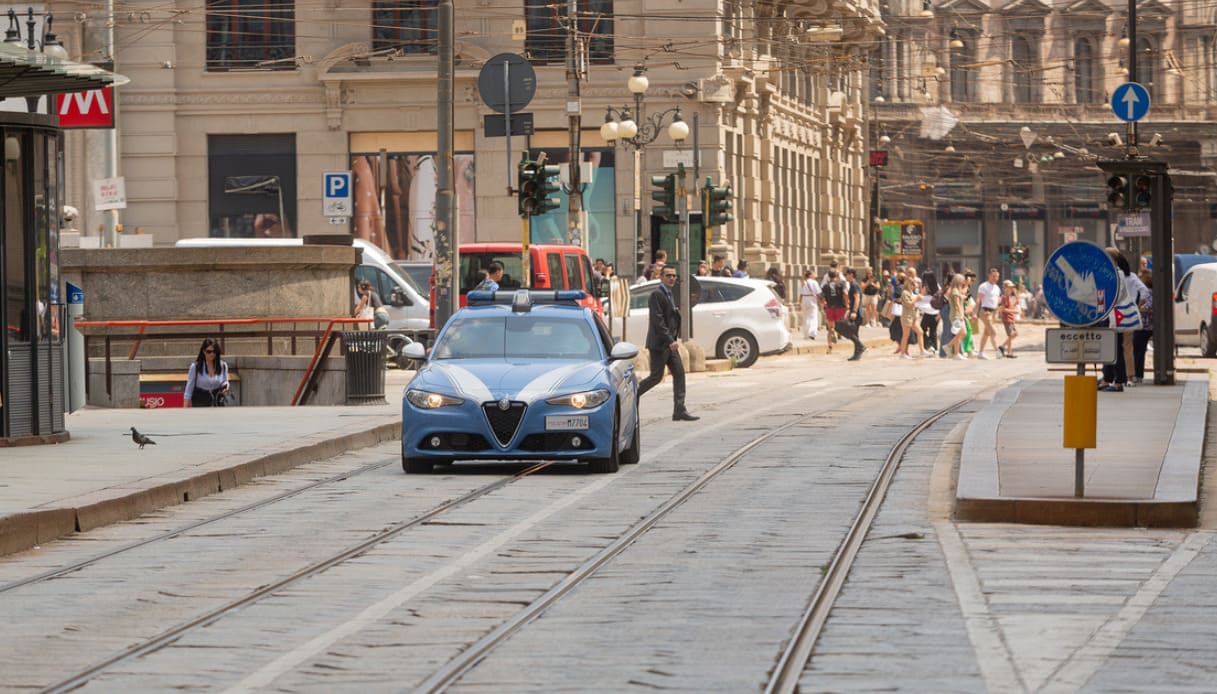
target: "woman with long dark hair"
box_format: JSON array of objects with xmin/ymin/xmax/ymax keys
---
[
  {"xmin": 184, "ymin": 338, "xmax": 231, "ymax": 407},
  {"xmin": 918, "ymin": 271, "xmax": 941, "ymax": 350}
]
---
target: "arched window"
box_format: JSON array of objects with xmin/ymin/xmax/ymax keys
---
[
  {"xmin": 950, "ymin": 31, "xmax": 977, "ymax": 102},
  {"xmin": 1011, "ymin": 35, "xmax": 1039, "ymax": 103},
  {"xmin": 1135, "ymin": 36, "xmax": 1157, "ymax": 97},
  {"xmin": 1073, "ymin": 36, "xmax": 1099, "ymax": 104}
]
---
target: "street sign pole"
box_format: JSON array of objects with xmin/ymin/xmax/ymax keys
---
[{"xmin": 1151, "ymin": 170, "xmax": 1175, "ymax": 385}]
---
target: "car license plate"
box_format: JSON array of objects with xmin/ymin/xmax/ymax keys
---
[{"xmin": 546, "ymin": 415, "xmax": 589, "ymax": 430}]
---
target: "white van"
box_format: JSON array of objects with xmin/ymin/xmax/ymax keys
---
[
  {"xmin": 1173, "ymin": 262, "xmax": 1217, "ymax": 356},
  {"xmin": 174, "ymin": 237, "xmax": 430, "ymax": 332}
]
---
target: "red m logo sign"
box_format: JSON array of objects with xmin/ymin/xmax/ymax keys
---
[{"xmin": 56, "ymin": 88, "xmax": 115, "ymax": 129}]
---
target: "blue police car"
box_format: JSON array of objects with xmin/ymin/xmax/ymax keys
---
[{"xmin": 400, "ymin": 290, "xmax": 641, "ymax": 474}]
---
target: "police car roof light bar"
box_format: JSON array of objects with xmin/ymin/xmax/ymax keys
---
[{"xmin": 466, "ymin": 289, "xmax": 589, "ymax": 310}]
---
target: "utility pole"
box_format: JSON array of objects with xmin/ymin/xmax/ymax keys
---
[
  {"xmin": 676, "ymin": 163, "xmax": 690, "ymax": 341},
  {"xmin": 565, "ymin": 0, "xmax": 585, "ymax": 247},
  {"xmin": 102, "ymin": 0, "xmax": 118, "ymax": 248},
  {"xmin": 434, "ymin": 0, "xmax": 457, "ymax": 328}
]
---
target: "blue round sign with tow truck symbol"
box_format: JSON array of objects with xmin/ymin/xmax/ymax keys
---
[
  {"xmin": 1111, "ymin": 82, "xmax": 1150, "ymax": 122},
  {"xmin": 1042, "ymin": 241, "xmax": 1120, "ymax": 327}
]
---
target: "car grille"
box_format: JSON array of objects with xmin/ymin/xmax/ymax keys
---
[{"xmin": 482, "ymin": 402, "xmax": 526, "ymax": 446}]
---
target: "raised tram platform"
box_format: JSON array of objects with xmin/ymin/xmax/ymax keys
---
[{"xmin": 956, "ymin": 377, "xmax": 1208, "ymax": 527}]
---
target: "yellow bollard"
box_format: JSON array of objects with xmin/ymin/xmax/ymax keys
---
[{"xmin": 1063, "ymin": 375, "xmax": 1097, "ymax": 449}]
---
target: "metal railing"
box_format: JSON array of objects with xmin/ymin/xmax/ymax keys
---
[{"xmin": 73, "ymin": 317, "xmax": 374, "ymax": 405}]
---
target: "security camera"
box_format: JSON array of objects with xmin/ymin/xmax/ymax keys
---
[
  {"xmin": 1107, "ymin": 132, "xmax": 1124, "ymax": 147},
  {"xmin": 61, "ymin": 205, "xmax": 79, "ymax": 223}
]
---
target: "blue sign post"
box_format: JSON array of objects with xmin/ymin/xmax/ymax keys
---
[
  {"xmin": 1042, "ymin": 241, "xmax": 1120, "ymax": 327},
  {"xmin": 322, "ymin": 171, "xmax": 353, "ymax": 218},
  {"xmin": 1111, "ymin": 82, "xmax": 1150, "ymax": 123}
]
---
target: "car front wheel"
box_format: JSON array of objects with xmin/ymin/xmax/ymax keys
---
[
  {"xmin": 1202, "ymin": 323, "xmax": 1217, "ymax": 358},
  {"xmin": 620, "ymin": 409, "xmax": 640, "ymax": 465},
  {"xmin": 718, "ymin": 329, "xmax": 760, "ymax": 368},
  {"xmin": 588, "ymin": 410, "xmax": 621, "ymax": 473}
]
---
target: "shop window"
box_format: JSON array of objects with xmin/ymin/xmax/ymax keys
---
[
  {"xmin": 3, "ymin": 131, "xmax": 28, "ymax": 342},
  {"xmin": 208, "ymin": 134, "xmax": 297, "ymax": 237},
  {"xmin": 206, "ymin": 0, "xmax": 296, "ymax": 71},
  {"xmin": 350, "ymin": 151, "xmax": 477, "ymax": 261},
  {"xmin": 372, "ymin": 1, "xmax": 438, "ymax": 54},
  {"xmin": 525, "ymin": 0, "xmax": 613, "ymax": 66}
]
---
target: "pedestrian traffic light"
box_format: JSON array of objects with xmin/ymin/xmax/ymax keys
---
[
  {"xmin": 531, "ymin": 163, "xmax": 562, "ymax": 216},
  {"xmin": 1106, "ymin": 174, "xmax": 1128, "ymax": 210},
  {"xmin": 1009, "ymin": 244, "xmax": 1028, "ymax": 266},
  {"xmin": 651, "ymin": 173, "xmax": 676, "ymax": 222},
  {"xmin": 1131, "ymin": 174, "xmax": 1152, "ymax": 209},
  {"xmin": 703, "ymin": 180, "xmax": 734, "ymax": 228}
]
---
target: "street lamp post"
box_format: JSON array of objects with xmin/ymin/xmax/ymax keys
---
[{"xmin": 600, "ymin": 67, "xmax": 690, "ymax": 280}]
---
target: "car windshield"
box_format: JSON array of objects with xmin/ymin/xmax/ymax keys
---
[{"xmin": 433, "ymin": 315, "xmax": 602, "ymax": 360}]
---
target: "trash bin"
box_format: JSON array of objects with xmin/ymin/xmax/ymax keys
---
[{"xmin": 342, "ymin": 331, "xmax": 387, "ymax": 405}]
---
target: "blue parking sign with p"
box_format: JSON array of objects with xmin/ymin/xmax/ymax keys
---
[
  {"xmin": 323, "ymin": 171, "xmax": 353, "ymax": 217},
  {"xmin": 325, "ymin": 172, "xmax": 350, "ymax": 198}
]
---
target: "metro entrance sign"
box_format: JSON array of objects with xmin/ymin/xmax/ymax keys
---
[
  {"xmin": 57, "ymin": 88, "xmax": 115, "ymax": 129},
  {"xmin": 1042, "ymin": 241, "xmax": 1120, "ymax": 327}
]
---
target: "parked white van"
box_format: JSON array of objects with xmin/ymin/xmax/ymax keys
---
[
  {"xmin": 1173, "ymin": 261, "xmax": 1217, "ymax": 356},
  {"xmin": 174, "ymin": 237, "xmax": 430, "ymax": 333}
]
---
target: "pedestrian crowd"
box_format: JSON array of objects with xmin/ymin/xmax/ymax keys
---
[{"xmin": 795, "ymin": 261, "xmax": 1042, "ymax": 363}]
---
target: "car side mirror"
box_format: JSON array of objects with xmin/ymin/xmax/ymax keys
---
[
  {"xmin": 402, "ymin": 342, "xmax": 427, "ymax": 360},
  {"xmin": 609, "ymin": 342, "xmax": 639, "ymax": 361}
]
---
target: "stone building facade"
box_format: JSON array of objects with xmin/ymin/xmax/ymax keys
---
[
  {"xmin": 47, "ymin": 0, "xmax": 882, "ymax": 293},
  {"xmin": 871, "ymin": 0, "xmax": 1217, "ymax": 285}
]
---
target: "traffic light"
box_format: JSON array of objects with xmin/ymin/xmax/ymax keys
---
[
  {"xmin": 532, "ymin": 163, "xmax": 561, "ymax": 216},
  {"xmin": 518, "ymin": 158, "xmax": 538, "ymax": 217},
  {"xmin": 1106, "ymin": 174, "xmax": 1128, "ymax": 210},
  {"xmin": 1131, "ymin": 174, "xmax": 1152, "ymax": 209},
  {"xmin": 1009, "ymin": 244, "xmax": 1028, "ymax": 266},
  {"xmin": 703, "ymin": 180, "xmax": 734, "ymax": 228},
  {"xmin": 517, "ymin": 158, "xmax": 561, "ymax": 217},
  {"xmin": 650, "ymin": 173, "xmax": 676, "ymax": 222}
]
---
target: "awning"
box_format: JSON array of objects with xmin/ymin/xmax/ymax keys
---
[{"xmin": 0, "ymin": 41, "xmax": 128, "ymax": 98}]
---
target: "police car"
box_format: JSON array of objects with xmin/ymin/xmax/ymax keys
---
[{"xmin": 400, "ymin": 290, "xmax": 641, "ymax": 474}]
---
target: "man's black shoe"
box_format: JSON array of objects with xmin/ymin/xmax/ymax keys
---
[
  {"xmin": 673, "ymin": 412, "xmax": 700, "ymax": 421},
  {"xmin": 848, "ymin": 353, "xmax": 863, "ymax": 361}
]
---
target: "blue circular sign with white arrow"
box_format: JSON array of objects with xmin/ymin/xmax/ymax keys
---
[
  {"xmin": 1042, "ymin": 241, "xmax": 1120, "ymax": 327},
  {"xmin": 1111, "ymin": 82, "xmax": 1150, "ymax": 122}
]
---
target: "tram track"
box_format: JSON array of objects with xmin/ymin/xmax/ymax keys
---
[
  {"xmin": 33, "ymin": 379, "xmax": 851, "ymax": 693},
  {"xmin": 26, "ymin": 371, "xmax": 976, "ymax": 692},
  {"xmin": 414, "ymin": 398, "xmax": 974, "ymax": 692},
  {"xmin": 763, "ymin": 399, "xmax": 970, "ymax": 694}
]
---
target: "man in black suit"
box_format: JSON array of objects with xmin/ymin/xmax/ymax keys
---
[{"xmin": 637, "ymin": 266, "xmax": 699, "ymax": 421}]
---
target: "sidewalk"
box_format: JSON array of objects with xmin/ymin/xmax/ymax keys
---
[
  {"xmin": 956, "ymin": 376, "xmax": 1208, "ymax": 527},
  {"xmin": 0, "ymin": 372, "xmax": 413, "ymax": 558}
]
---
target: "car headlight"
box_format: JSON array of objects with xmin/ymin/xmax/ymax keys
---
[
  {"xmin": 406, "ymin": 389, "xmax": 464, "ymax": 409},
  {"xmin": 546, "ymin": 389, "xmax": 611, "ymax": 409}
]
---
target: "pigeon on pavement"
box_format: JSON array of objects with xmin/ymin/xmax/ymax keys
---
[{"xmin": 130, "ymin": 427, "xmax": 156, "ymax": 449}]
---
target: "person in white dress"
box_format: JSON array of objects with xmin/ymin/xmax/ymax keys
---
[{"xmin": 799, "ymin": 269, "xmax": 822, "ymax": 340}]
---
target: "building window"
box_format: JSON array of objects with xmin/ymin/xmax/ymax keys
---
[
  {"xmin": 1011, "ymin": 35, "xmax": 1039, "ymax": 103},
  {"xmin": 950, "ymin": 32, "xmax": 977, "ymax": 102},
  {"xmin": 373, "ymin": 1, "xmax": 438, "ymax": 54},
  {"xmin": 208, "ymin": 134, "xmax": 297, "ymax": 237},
  {"xmin": 1136, "ymin": 36, "xmax": 1157, "ymax": 97},
  {"xmin": 1074, "ymin": 36, "xmax": 1101, "ymax": 104},
  {"xmin": 1206, "ymin": 36, "xmax": 1217, "ymax": 103},
  {"xmin": 206, "ymin": 0, "xmax": 296, "ymax": 71},
  {"xmin": 525, "ymin": 0, "xmax": 613, "ymax": 66}
]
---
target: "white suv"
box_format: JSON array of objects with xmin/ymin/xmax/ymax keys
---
[{"xmin": 608, "ymin": 277, "xmax": 791, "ymax": 368}]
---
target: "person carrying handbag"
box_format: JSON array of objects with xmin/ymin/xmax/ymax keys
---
[{"xmin": 184, "ymin": 338, "xmax": 231, "ymax": 408}]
